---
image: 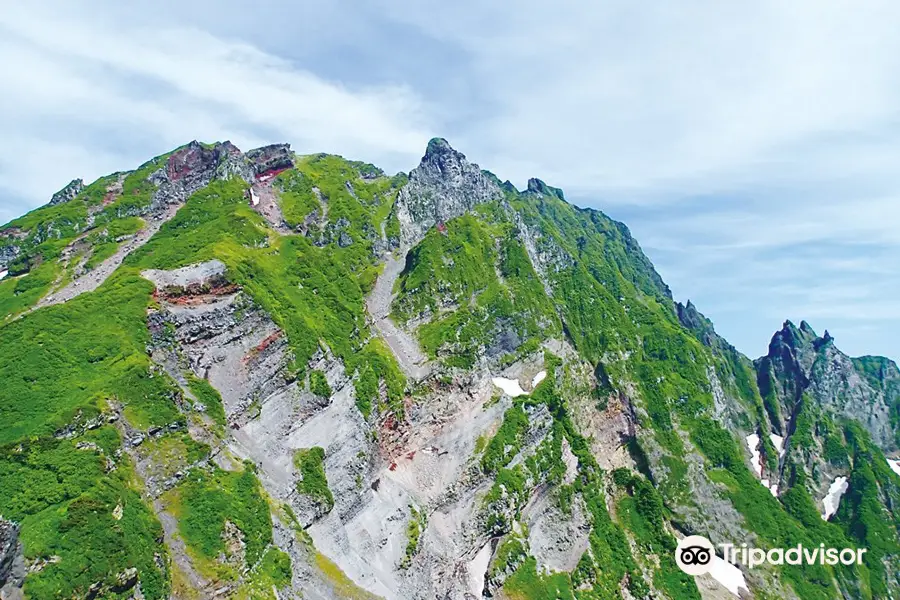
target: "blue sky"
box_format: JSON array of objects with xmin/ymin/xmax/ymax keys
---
[{"xmin": 1, "ymin": 1, "xmax": 898, "ymax": 361}]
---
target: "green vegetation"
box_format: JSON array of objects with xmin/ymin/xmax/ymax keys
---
[
  {"xmin": 167, "ymin": 463, "xmax": 273, "ymax": 581},
  {"xmin": 834, "ymin": 423, "xmax": 900, "ymax": 598},
  {"xmin": 0, "ymin": 166, "xmax": 188, "ymax": 599},
  {"xmin": 187, "ymin": 374, "xmax": 227, "ymax": 428},
  {"xmin": 3, "ymin": 139, "xmax": 899, "ymax": 599},
  {"xmin": 0, "ymin": 259, "xmax": 61, "ymax": 320},
  {"xmin": 129, "ymin": 176, "xmax": 407, "ymax": 418},
  {"xmin": 140, "ymin": 433, "xmax": 211, "ymax": 481},
  {"xmin": 0, "ymin": 272, "xmax": 179, "ymax": 443},
  {"xmin": 490, "ymin": 535, "xmax": 526, "ymax": 579},
  {"xmin": 0, "ymin": 433, "xmax": 169, "ymax": 599},
  {"xmin": 401, "ymin": 505, "xmax": 427, "ymax": 568},
  {"xmin": 234, "ymin": 546, "xmax": 293, "ymax": 600},
  {"xmin": 83, "ymin": 216, "xmax": 144, "ymax": 271},
  {"xmin": 481, "ymin": 404, "xmax": 529, "ymax": 472},
  {"xmin": 504, "ymin": 556, "xmax": 575, "ymax": 600},
  {"xmin": 478, "ymin": 362, "xmax": 651, "ymax": 599},
  {"xmin": 309, "ymin": 369, "xmax": 332, "ymax": 398},
  {"xmin": 614, "ymin": 472, "xmax": 699, "ymax": 599},
  {"xmin": 277, "ymin": 154, "xmax": 402, "ymax": 277},
  {"xmin": 294, "ymin": 447, "xmax": 334, "ymax": 511},
  {"xmin": 393, "ymin": 215, "xmax": 559, "ymax": 369},
  {"xmin": 352, "ymin": 339, "xmax": 406, "ymax": 417},
  {"xmin": 0, "ymin": 153, "xmax": 170, "ymax": 318}
]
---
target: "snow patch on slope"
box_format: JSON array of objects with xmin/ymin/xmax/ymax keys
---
[
  {"xmin": 467, "ymin": 542, "xmax": 493, "ymax": 598},
  {"xmin": 822, "ymin": 476, "xmax": 849, "ymax": 520},
  {"xmin": 887, "ymin": 458, "xmax": 900, "ymax": 477},
  {"xmin": 492, "ymin": 377, "xmax": 527, "ymax": 397},
  {"xmin": 747, "ymin": 433, "xmax": 779, "ymax": 495},
  {"xmin": 746, "ymin": 433, "xmax": 762, "ymax": 477},
  {"xmin": 709, "ymin": 555, "xmax": 749, "ymax": 597},
  {"xmin": 532, "ymin": 370, "xmax": 547, "ymax": 388},
  {"xmin": 769, "ymin": 433, "xmax": 785, "ymax": 457}
]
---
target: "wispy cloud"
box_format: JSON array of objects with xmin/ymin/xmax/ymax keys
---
[
  {"xmin": 1, "ymin": 0, "xmax": 897, "ymax": 359},
  {"xmin": 0, "ymin": 2, "xmax": 435, "ymax": 222}
]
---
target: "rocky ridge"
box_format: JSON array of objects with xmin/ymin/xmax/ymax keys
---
[
  {"xmin": 393, "ymin": 137, "xmax": 504, "ymax": 245},
  {"xmin": 1, "ymin": 138, "xmax": 899, "ymax": 600}
]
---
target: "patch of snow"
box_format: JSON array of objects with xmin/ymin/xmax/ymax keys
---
[
  {"xmin": 822, "ymin": 476, "xmax": 849, "ymax": 520},
  {"xmin": 760, "ymin": 478, "xmax": 778, "ymax": 497},
  {"xmin": 250, "ymin": 188, "xmax": 260, "ymax": 206},
  {"xmin": 770, "ymin": 433, "xmax": 786, "ymax": 457},
  {"xmin": 532, "ymin": 370, "xmax": 547, "ymax": 388},
  {"xmin": 0, "ymin": 269, "xmax": 7, "ymax": 281},
  {"xmin": 887, "ymin": 458, "xmax": 900, "ymax": 477},
  {"xmin": 467, "ymin": 542, "xmax": 493, "ymax": 598},
  {"xmin": 492, "ymin": 377, "xmax": 527, "ymax": 398},
  {"xmin": 746, "ymin": 433, "xmax": 763, "ymax": 477},
  {"xmin": 709, "ymin": 555, "xmax": 749, "ymax": 597}
]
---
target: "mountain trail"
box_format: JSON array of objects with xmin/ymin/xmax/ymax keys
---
[
  {"xmin": 365, "ymin": 250, "xmax": 431, "ymax": 380},
  {"xmin": 32, "ymin": 202, "xmax": 182, "ymax": 310},
  {"xmin": 249, "ymin": 180, "xmax": 292, "ymax": 235}
]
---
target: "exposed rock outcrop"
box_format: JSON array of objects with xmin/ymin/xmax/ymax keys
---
[
  {"xmin": 246, "ymin": 143, "xmax": 294, "ymax": 177},
  {"xmin": 0, "ymin": 518, "xmax": 24, "ymax": 598},
  {"xmin": 150, "ymin": 141, "xmax": 253, "ymax": 213},
  {"xmin": 393, "ymin": 138, "xmax": 504, "ymax": 245},
  {"xmin": 48, "ymin": 178, "xmax": 84, "ymax": 205},
  {"xmin": 756, "ymin": 320, "xmax": 899, "ymax": 451},
  {"xmin": 0, "ymin": 243, "xmax": 19, "ymax": 271}
]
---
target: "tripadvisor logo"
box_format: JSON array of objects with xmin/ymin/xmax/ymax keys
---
[{"xmin": 675, "ymin": 535, "xmax": 867, "ymax": 575}]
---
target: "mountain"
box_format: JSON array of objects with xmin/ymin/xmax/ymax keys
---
[{"xmin": 0, "ymin": 138, "xmax": 898, "ymax": 600}]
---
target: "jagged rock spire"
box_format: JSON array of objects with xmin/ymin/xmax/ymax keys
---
[
  {"xmin": 49, "ymin": 179, "xmax": 84, "ymax": 206},
  {"xmin": 393, "ymin": 138, "xmax": 503, "ymax": 245}
]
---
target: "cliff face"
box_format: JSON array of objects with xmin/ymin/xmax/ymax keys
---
[
  {"xmin": 756, "ymin": 320, "xmax": 900, "ymax": 450},
  {"xmin": 0, "ymin": 138, "xmax": 898, "ymax": 600},
  {"xmin": 393, "ymin": 137, "xmax": 504, "ymax": 245}
]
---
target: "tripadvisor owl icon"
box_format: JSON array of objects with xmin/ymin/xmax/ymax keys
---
[{"xmin": 676, "ymin": 535, "xmax": 715, "ymax": 576}]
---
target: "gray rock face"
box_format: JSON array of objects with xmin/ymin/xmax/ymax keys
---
[
  {"xmin": 245, "ymin": 143, "xmax": 293, "ymax": 176},
  {"xmin": 0, "ymin": 243, "xmax": 20, "ymax": 270},
  {"xmin": 525, "ymin": 177, "xmax": 565, "ymax": 201},
  {"xmin": 394, "ymin": 138, "xmax": 504, "ymax": 245},
  {"xmin": 0, "ymin": 518, "xmax": 22, "ymax": 591},
  {"xmin": 150, "ymin": 141, "xmax": 252, "ymax": 213},
  {"xmin": 809, "ymin": 341, "xmax": 898, "ymax": 449},
  {"xmin": 757, "ymin": 320, "xmax": 899, "ymax": 450},
  {"xmin": 48, "ymin": 178, "xmax": 84, "ymax": 205}
]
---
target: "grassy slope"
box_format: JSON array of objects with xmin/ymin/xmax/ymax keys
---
[
  {"xmin": 128, "ymin": 168, "xmax": 406, "ymax": 416},
  {"xmin": 1, "ymin": 144, "xmax": 897, "ymax": 599},
  {"xmin": 392, "ymin": 184, "xmax": 886, "ymax": 598},
  {"xmin": 393, "ymin": 211, "xmax": 560, "ymax": 369},
  {"xmin": 0, "ymin": 155, "xmax": 171, "ymax": 320},
  {"xmin": 0, "ymin": 273, "xmax": 174, "ymax": 599},
  {"xmin": 0, "ymin": 152, "xmax": 394, "ymax": 596}
]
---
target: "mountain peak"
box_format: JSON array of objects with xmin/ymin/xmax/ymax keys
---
[
  {"xmin": 425, "ymin": 137, "xmax": 455, "ymax": 157},
  {"xmin": 48, "ymin": 178, "xmax": 85, "ymax": 206},
  {"xmin": 394, "ymin": 140, "xmax": 503, "ymax": 244},
  {"xmin": 526, "ymin": 177, "xmax": 566, "ymax": 201}
]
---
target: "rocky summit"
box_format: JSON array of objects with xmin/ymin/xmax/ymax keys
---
[{"xmin": 0, "ymin": 139, "xmax": 898, "ymax": 600}]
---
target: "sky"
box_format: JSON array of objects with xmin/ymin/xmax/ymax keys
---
[{"xmin": 1, "ymin": 0, "xmax": 898, "ymax": 360}]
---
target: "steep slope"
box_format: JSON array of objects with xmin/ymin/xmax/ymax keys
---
[{"xmin": 0, "ymin": 138, "xmax": 898, "ymax": 600}]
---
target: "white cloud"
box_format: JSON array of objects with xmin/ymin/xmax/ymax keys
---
[
  {"xmin": 378, "ymin": 0, "xmax": 900, "ymax": 194},
  {"xmin": 0, "ymin": 0, "xmax": 897, "ymax": 359},
  {"xmin": 0, "ymin": 2, "xmax": 435, "ymax": 218}
]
